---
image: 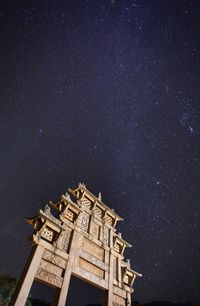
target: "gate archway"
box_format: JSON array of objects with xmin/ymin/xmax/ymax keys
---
[{"xmin": 10, "ymin": 183, "xmax": 141, "ymax": 306}]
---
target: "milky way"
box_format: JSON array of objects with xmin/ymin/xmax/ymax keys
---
[{"xmin": 0, "ymin": 1, "xmax": 200, "ymax": 305}]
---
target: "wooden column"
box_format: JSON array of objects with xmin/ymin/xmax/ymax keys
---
[
  {"xmin": 53, "ymin": 229, "xmax": 80, "ymax": 306},
  {"xmin": 10, "ymin": 245, "xmax": 44, "ymax": 306},
  {"xmin": 107, "ymin": 251, "xmax": 114, "ymax": 306},
  {"xmin": 126, "ymin": 291, "xmax": 132, "ymax": 306}
]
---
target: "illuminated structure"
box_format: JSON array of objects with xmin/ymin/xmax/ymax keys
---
[{"xmin": 10, "ymin": 183, "xmax": 141, "ymax": 306}]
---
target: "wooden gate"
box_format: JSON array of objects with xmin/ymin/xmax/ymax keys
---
[{"xmin": 10, "ymin": 183, "xmax": 141, "ymax": 306}]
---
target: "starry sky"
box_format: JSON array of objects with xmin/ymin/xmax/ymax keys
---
[{"xmin": 0, "ymin": 0, "xmax": 200, "ymax": 305}]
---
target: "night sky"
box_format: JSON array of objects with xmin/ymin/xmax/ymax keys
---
[{"xmin": 0, "ymin": 1, "xmax": 200, "ymax": 305}]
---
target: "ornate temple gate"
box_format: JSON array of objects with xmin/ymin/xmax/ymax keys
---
[{"xmin": 10, "ymin": 183, "xmax": 141, "ymax": 306}]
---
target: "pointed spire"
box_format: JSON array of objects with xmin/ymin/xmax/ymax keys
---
[{"xmin": 98, "ymin": 192, "xmax": 102, "ymax": 201}]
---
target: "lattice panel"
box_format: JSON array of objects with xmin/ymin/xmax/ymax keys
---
[
  {"xmin": 79, "ymin": 212, "xmax": 89, "ymax": 232},
  {"xmin": 63, "ymin": 209, "xmax": 75, "ymax": 222},
  {"xmin": 81, "ymin": 197, "xmax": 92, "ymax": 209},
  {"xmin": 102, "ymin": 226, "xmax": 109, "ymax": 245},
  {"xmin": 41, "ymin": 227, "xmax": 54, "ymax": 242},
  {"xmin": 93, "ymin": 205, "xmax": 103, "ymax": 218},
  {"xmin": 62, "ymin": 230, "xmax": 71, "ymax": 251},
  {"xmin": 55, "ymin": 229, "xmax": 72, "ymax": 252},
  {"xmin": 114, "ymin": 243, "xmax": 121, "ymax": 253},
  {"xmin": 104, "ymin": 214, "xmax": 113, "ymax": 226}
]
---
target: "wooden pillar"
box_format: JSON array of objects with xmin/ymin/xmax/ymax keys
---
[
  {"xmin": 107, "ymin": 251, "xmax": 114, "ymax": 306},
  {"xmin": 53, "ymin": 230, "xmax": 80, "ymax": 306},
  {"xmin": 9, "ymin": 245, "xmax": 44, "ymax": 306},
  {"xmin": 126, "ymin": 291, "xmax": 131, "ymax": 306}
]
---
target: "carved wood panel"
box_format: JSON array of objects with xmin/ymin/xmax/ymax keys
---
[
  {"xmin": 78, "ymin": 249, "xmax": 107, "ymax": 271},
  {"xmin": 103, "ymin": 226, "xmax": 109, "ymax": 246},
  {"xmin": 113, "ymin": 286, "xmax": 126, "ymax": 298},
  {"xmin": 83, "ymin": 238, "xmax": 104, "ymax": 261},
  {"xmin": 79, "ymin": 258, "xmax": 104, "ymax": 278},
  {"xmin": 55, "ymin": 228, "xmax": 72, "ymax": 252},
  {"xmin": 79, "ymin": 212, "xmax": 90, "ymax": 232},
  {"xmin": 104, "ymin": 214, "xmax": 113, "ymax": 226},
  {"xmin": 90, "ymin": 221, "xmax": 100, "ymax": 239},
  {"xmin": 113, "ymin": 294, "xmax": 126, "ymax": 306},
  {"xmin": 35, "ymin": 268, "xmax": 63, "ymax": 288},
  {"xmin": 41, "ymin": 227, "xmax": 54, "ymax": 242},
  {"xmin": 63, "ymin": 209, "xmax": 75, "ymax": 222},
  {"xmin": 42, "ymin": 250, "xmax": 67, "ymax": 269},
  {"xmin": 39, "ymin": 259, "xmax": 63, "ymax": 276},
  {"xmin": 93, "ymin": 205, "xmax": 103, "ymax": 218},
  {"xmin": 80, "ymin": 197, "xmax": 92, "ymax": 209},
  {"xmin": 72, "ymin": 264, "xmax": 108, "ymax": 289}
]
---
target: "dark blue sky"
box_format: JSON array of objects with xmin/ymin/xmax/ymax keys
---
[{"xmin": 0, "ymin": 1, "xmax": 200, "ymax": 305}]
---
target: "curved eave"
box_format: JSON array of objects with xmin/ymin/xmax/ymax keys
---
[
  {"xmin": 114, "ymin": 234, "xmax": 132, "ymax": 248},
  {"xmin": 126, "ymin": 267, "xmax": 142, "ymax": 277},
  {"xmin": 133, "ymin": 270, "xmax": 142, "ymax": 277},
  {"xmin": 24, "ymin": 216, "xmax": 38, "ymax": 225},
  {"xmin": 49, "ymin": 200, "xmax": 60, "ymax": 209}
]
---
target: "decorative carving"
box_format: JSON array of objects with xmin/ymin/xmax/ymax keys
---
[
  {"xmin": 72, "ymin": 265, "xmax": 108, "ymax": 289},
  {"xmin": 62, "ymin": 229, "xmax": 71, "ymax": 251},
  {"xmin": 41, "ymin": 226, "xmax": 54, "ymax": 241},
  {"xmin": 42, "ymin": 250, "xmax": 67, "ymax": 269},
  {"xmin": 80, "ymin": 197, "xmax": 92, "ymax": 209},
  {"xmin": 78, "ymin": 249, "xmax": 107, "ymax": 270},
  {"xmin": 93, "ymin": 205, "xmax": 103, "ymax": 218},
  {"xmin": 76, "ymin": 232, "xmax": 84, "ymax": 247},
  {"xmin": 113, "ymin": 294, "xmax": 126, "ymax": 306},
  {"xmin": 79, "ymin": 212, "xmax": 89, "ymax": 232},
  {"xmin": 114, "ymin": 242, "xmax": 122, "ymax": 253},
  {"xmin": 83, "ymin": 238, "xmax": 104, "ymax": 261},
  {"xmin": 36, "ymin": 268, "xmax": 63, "ymax": 288},
  {"xmin": 90, "ymin": 221, "xmax": 100, "ymax": 239},
  {"xmin": 63, "ymin": 209, "xmax": 75, "ymax": 222},
  {"xmin": 113, "ymin": 286, "xmax": 126, "ymax": 298},
  {"xmin": 12, "ymin": 184, "xmax": 141, "ymax": 306},
  {"xmin": 39, "ymin": 259, "xmax": 63, "ymax": 276},
  {"xmin": 55, "ymin": 229, "xmax": 72, "ymax": 252},
  {"xmin": 102, "ymin": 226, "xmax": 109, "ymax": 245},
  {"xmin": 44, "ymin": 204, "xmax": 51, "ymax": 215},
  {"xmin": 104, "ymin": 214, "xmax": 113, "ymax": 226},
  {"xmin": 79, "ymin": 258, "xmax": 104, "ymax": 278}
]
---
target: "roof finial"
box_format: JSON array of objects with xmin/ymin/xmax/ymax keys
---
[
  {"xmin": 98, "ymin": 192, "xmax": 102, "ymax": 201},
  {"xmin": 78, "ymin": 182, "xmax": 86, "ymax": 188}
]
